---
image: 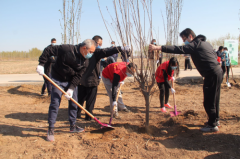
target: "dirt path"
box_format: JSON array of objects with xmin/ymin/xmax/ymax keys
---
[{"xmin": 0, "ymin": 80, "xmax": 240, "ymax": 159}]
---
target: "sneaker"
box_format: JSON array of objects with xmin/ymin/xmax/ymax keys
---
[
  {"xmin": 227, "ymin": 83, "xmax": 231, "ymax": 87},
  {"xmin": 46, "ymin": 128, "xmax": 54, "ymax": 141},
  {"xmin": 41, "ymin": 93, "xmax": 47, "ymax": 96},
  {"xmin": 121, "ymin": 107, "xmax": 130, "ymax": 112},
  {"xmin": 161, "ymin": 107, "xmax": 167, "ymax": 113},
  {"xmin": 113, "ymin": 110, "xmax": 119, "ymax": 118},
  {"xmin": 164, "ymin": 103, "xmax": 173, "ymax": 109},
  {"xmin": 200, "ymin": 125, "xmax": 219, "ymax": 132},
  {"xmin": 70, "ymin": 125, "xmax": 85, "ymax": 133},
  {"xmin": 204, "ymin": 121, "xmax": 220, "ymax": 127}
]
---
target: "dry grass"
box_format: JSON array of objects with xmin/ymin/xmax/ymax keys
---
[{"xmin": 0, "ymin": 60, "xmax": 38, "ymax": 74}]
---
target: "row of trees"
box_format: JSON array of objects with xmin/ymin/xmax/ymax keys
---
[
  {"xmin": 208, "ymin": 34, "xmax": 240, "ymax": 51},
  {"xmin": 0, "ymin": 48, "xmax": 42, "ymax": 60}
]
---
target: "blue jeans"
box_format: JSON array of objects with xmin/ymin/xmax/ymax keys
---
[{"xmin": 48, "ymin": 78, "xmax": 78, "ymax": 128}]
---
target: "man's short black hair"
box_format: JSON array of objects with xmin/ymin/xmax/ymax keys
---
[
  {"xmin": 218, "ymin": 46, "xmax": 224, "ymax": 51},
  {"xmin": 224, "ymin": 47, "xmax": 228, "ymax": 51},
  {"xmin": 111, "ymin": 41, "xmax": 115, "ymax": 43},
  {"xmin": 51, "ymin": 38, "xmax": 56, "ymax": 42},
  {"xmin": 92, "ymin": 35, "xmax": 102, "ymax": 43},
  {"xmin": 127, "ymin": 63, "xmax": 137, "ymax": 69},
  {"xmin": 180, "ymin": 28, "xmax": 196, "ymax": 39}
]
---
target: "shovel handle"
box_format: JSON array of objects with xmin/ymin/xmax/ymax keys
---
[
  {"xmin": 171, "ymin": 80, "xmax": 176, "ymax": 107},
  {"xmin": 43, "ymin": 74, "xmax": 94, "ymax": 119},
  {"xmin": 109, "ymin": 83, "xmax": 123, "ymax": 124}
]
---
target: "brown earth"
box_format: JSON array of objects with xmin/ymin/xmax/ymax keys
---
[{"xmin": 0, "ymin": 79, "xmax": 240, "ymax": 159}]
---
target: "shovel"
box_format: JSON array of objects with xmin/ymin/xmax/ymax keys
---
[
  {"xmin": 170, "ymin": 80, "xmax": 181, "ymax": 117},
  {"xmin": 43, "ymin": 74, "xmax": 113, "ymax": 129},
  {"xmin": 109, "ymin": 83, "xmax": 123, "ymax": 125}
]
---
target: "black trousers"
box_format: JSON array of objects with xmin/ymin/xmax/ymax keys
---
[
  {"xmin": 203, "ymin": 69, "xmax": 223, "ymax": 127},
  {"xmin": 157, "ymin": 57, "xmax": 162, "ymax": 67},
  {"xmin": 41, "ymin": 73, "xmax": 52, "ymax": 95},
  {"xmin": 157, "ymin": 82, "xmax": 170, "ymax": 108},
  {"xmin": 221, "ymin": 65, "xmax": 230, "ymax": 81},
  {"xmin": 184, "ymin": 59, "xmax": 192, "ymax": 70},
  {"xmin": 77, "ymin": 85, "xmax": 97, "ymax": 119}
]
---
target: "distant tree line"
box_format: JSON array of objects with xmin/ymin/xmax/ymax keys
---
[{"xmin": 0, "ymin": 48, "xmax": 42, "ymax": 60}]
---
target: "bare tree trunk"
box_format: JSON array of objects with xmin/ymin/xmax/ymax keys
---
[
  {"xmin": 63, "ymin": 0, "xmax": 66, "ymax": 44},
  {"xmin": 143, "ymin": 92, "xmax": 150, "ymax": 129}
]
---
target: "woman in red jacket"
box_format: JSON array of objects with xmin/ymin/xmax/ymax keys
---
[{"xmin": 155, "ymin": 57, "xmax": 180, "ymax": 113}]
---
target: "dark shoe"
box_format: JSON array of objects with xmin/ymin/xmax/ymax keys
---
[
  {"xmin": 85, "ymin": 117, "xmax": 98, "ymax": 121},
  {"xmin": 46, "ymin": 128, "xmax": 54, "ymax": 141},
  {"xmin": 77, "ymin": 111, "xmax": 81, "ymax": 119},
  {"xmin": 70, "ymin": 125, "xmax": 85, "ymax": 133},
  {"xmin": 200, "ymin": 125, "xmax": 219, "ymax": 132}
]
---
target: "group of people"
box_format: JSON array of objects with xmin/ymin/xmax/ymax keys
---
[
  {"xmin": 37, "ymin": 28, "xmax": 225, "ymax": 142},
  {"xmin": 37, "ymin": 36, "xmax": 133, "ymax": 141},
  {"xmin": 150, "ymin": 28, "xmax": 223, "ymax": 133},
  {"xmin": 216, "ymin": 46, "xmax": 231, "ymax": 87}
]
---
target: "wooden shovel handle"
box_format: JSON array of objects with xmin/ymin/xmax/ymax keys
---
[
  {"xmin": 171, "ymin": 79, "xmax": 176, "ymax": 106},
  {"xmin": 43, "ymin": 74, "xmax": 94, "ymax": 119},
  {"xmin": 112, "ymin": 83, "xmax": 123, "ymax": 112}
]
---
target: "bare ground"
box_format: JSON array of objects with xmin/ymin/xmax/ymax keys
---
[{"xmin": 0, "ymin": 78, "xmax": 240, "ymax": 159}]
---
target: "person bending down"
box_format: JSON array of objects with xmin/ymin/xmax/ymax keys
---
[
  {"xmin": 102, "ymin": 62, "xmax": 136, "ymax": 118},
  {"xmin": 156, "ymin": 57, "xmax": 179, "ymax": 113}
]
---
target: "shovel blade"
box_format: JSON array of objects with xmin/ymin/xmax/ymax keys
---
[
  {"xmin": 94, "ymin": 117, "xmax": 114, "ymax": 129},
  {"xmin": 170, "ymin": 111, "xmax": 181, "ymax": 117}
]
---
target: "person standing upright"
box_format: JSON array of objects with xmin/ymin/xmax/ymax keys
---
[
  {"xmin": 111, "ymin": 41, "xmax": 118, "ymax": 62},
  {"xmin": 148, "ymin": 39, "xmax": 159, "ymax": 74},
  {"xmin": 184, "ymin": 54, "xmax": 192, "ymax": 71},
  {"xmin": 221, "ymin": 47, "xmax": 231, "ymax": 87},
  {"xmin": 41, "ymin": 38, "xmax": 57, "ymax": 96}
]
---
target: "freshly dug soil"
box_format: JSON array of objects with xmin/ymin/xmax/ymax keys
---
[{"xmin": 0, "ymin": 79, "xmax": 240, "ymax": 159}]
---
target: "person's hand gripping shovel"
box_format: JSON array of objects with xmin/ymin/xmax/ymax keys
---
[
  {"xmin": 169, "ymin": 79, "xmax": 181, "ymax": 117},
  {"xmin": 42, "ymin": 74, "xmax": 113, "ymax": 129},
  {"xmin": 109, "ymin": 82, "xmax": 123, "ymax": 125}
]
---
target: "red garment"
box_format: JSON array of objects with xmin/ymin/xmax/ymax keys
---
[
  {"xmin": 102, "ymin": 62, "xmax": 128, "ymax": 82},
  {"xmin": 155, "ymin": 61, "xmax": 174, "ymax": 83},
  {"xmin": 217, "ymin": 56, "xmax": 221, "ymax": 63}
]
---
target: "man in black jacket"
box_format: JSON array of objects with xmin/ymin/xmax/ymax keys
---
[
  {"xmin": 77, "ymin": 35, "xmax": 130, "ymax": 120},
  {"xmin": 149, "ymin": 28, "xmax": 222, "ymax": 132},
  {"xmin": 41, "ymin": 38, "xmax": 57, "ymax": 96},
  {"xmin": 37, "ymin": 39, "xmax": 97, "ymax": 141}
]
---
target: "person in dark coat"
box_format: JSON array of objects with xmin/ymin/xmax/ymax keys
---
[
  {"xmin": 41, "ymin": 38, "xmax": 57, "ymax": 96},
  {"xmin": 149, "ymin": 28, "xmax": 223, "ymax": 132},
  {"xmin": 77, "ymin": 35, "xmax": 131, "ymax": 120},
  {"xmin": 37, "ymin": 39, "xmax": 97, "ymax": 141}
]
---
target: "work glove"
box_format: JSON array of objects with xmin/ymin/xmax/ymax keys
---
[
  {"xmin": 64, "ymin": 89, "xmax": 74, "ymax": 100},
  {"xmin": 171, "ymin": 88, "xmax": 175, "ymax": 94},
  {"xmin": 36, "ymin": 65, "xmax": 44, "ymax": 75},
  {"xmin": 171, "ymin": 77, "xmax": 175, "ymax": 81},
  {"xmin": 121, "ymin": 45, "xmax": 131, "ymax": 51},
  {"xmin": 112, "ymin": 101, "xmax": 118, "ymax": 109},
  {"xmin": 119, "ymin": 81, "xmax": 124, "ymax": 85}
]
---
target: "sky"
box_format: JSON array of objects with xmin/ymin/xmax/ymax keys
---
[{"xmin": 0, "ymin": 0, "xmax": 240, "ymax": 52}]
